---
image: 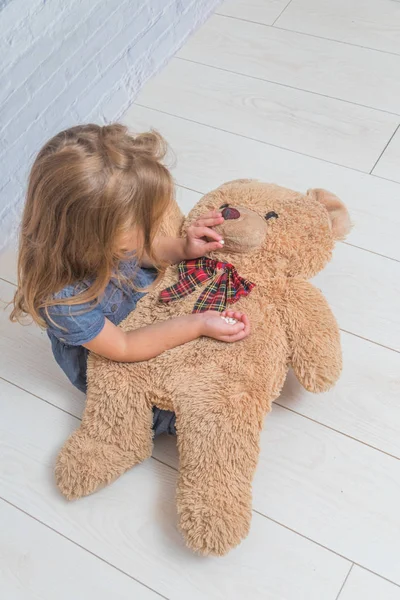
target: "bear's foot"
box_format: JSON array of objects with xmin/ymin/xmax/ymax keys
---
[
  {"xmin": 177, "ymin": 481, "xmax": 252, "ymax": 556},
  {"xmin": 55, "ymin": 430, "xmax": 151, "ymax": 500}
]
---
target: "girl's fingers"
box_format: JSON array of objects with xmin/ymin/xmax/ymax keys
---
[
  {"xmin": 225, "ymin": 310, "xmax": 244, "ymax": 321},
  {"xmin": 193, "ymin": 209, "xmax": 224, "ymax": 228},
  {"xmin": 200, "ymin": 210, "xmax": 223, "ymax": 220},
  {"xmin": 194, "ymin": 227, "xmax": 223, "ymax": 242},
  {"xmin": 202, "ymin": 241, "xmax": 225, "ymax": 253},
  {"xmin": 224, "ymin": 310, "xmax": 237, "ymax": 320},
  {"xmin": 222, "ymin": 320, "xmax": 245, "ymax": 333},
  {"xmin": 194, "ymin": 216, "xmax": 224, "ymax": 228},
  {"xmin": 223, "ymin": 312, "xmax": 250, "ymax": 339},
  {"xmin": 221, "ymin": 330, "xmax": 248, "ymax": 343},
  {"xmin": 238, "ymin": 313, "xmax": 250, "ymax": 334}
]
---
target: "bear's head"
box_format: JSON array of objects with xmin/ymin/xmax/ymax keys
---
[{"xmin": 182, "ymin": 180, "xmax": 351, "ymax": 281}]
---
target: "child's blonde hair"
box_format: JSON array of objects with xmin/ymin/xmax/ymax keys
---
[{"xmin": 11, "ymin": 123, "xmax": 174, "ymax": 327}]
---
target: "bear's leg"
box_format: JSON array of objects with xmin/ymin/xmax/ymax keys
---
[
  {"xmin": 56, "ymin": 378, "xmax": 154, "ymax": 500},
  {"xmin": 175, "ymin": 388, "xmax": 265, "ymax": 556}
]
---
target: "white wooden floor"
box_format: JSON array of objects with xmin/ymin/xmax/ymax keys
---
[{"xmin": 1, "ymin": 1, "xmax": 400, "ymax": 598}]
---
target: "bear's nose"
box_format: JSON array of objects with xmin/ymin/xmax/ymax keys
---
[{"xmin": 222, "ymin": 206, "xmax": 240, "ymax": 220}]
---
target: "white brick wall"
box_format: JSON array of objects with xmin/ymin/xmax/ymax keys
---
[{"xmin": 0, "ymin": 0, "xmax": 221, "ymax": 249}]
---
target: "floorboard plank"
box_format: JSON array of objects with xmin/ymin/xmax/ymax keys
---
[
  {"xmin": 338, "ymin": 566, "xmax": 400, "ymax": 600},
  {"xmin": 275, "ymin": 0, "xmax": 400, "ymax": 56},
  {"xmin": 178, "ymin": 14, "xmax": 400, "ymax": 114},
  {"xmin": 217, "ymin": 0, "xmax": 291, "ymax": 26},
  {"xmin": 0, "ymin": 500, "xmax": 161, "ymax": 600},
  {"xmin": 313, "ymin": 243, "xmax": 400, "ymax": 352},
  {"xmin": 136, "ymin": 58, "xmax": 399, "ymax": 172},
  {"xmin": 372, "ymin": 127, "xmax": 400, "ymax": 183}
]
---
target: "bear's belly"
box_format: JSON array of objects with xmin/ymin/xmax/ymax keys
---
[
  {"xmin": 148, "ymin": 310, "xmax": 288, "ymax": 412},
  {"xmin": 121, "ymin": 288, "xmax": 288, "ymax": 412},
  {"xmin": 89, "ymin": 284, "xmax": 290, "ymax": 414}
]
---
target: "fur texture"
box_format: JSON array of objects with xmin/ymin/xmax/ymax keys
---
[{"xmin": 55, "ymin": 180, "xmax": 350, "ymax": 555}]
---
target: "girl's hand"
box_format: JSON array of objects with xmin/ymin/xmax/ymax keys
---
[
  {"xmin": 200, "ymin": 310, "xmax": 250, "ymax": 343},
  {"xmin": 183, "ymin": 210, "xmax": 225, "ymax": 259}
]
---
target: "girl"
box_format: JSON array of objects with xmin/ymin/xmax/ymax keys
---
[{"xmin": 11, "ymin": 124, "xmax": 250, "ymax": 435}]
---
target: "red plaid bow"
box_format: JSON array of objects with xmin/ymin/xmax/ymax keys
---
[{"xmin": 159, "ymin": 257, "xmax": 255, "ymax": 313}]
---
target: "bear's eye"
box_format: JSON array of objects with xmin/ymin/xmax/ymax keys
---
[
  {"xmin": 265, "ymin": 211, "xmax": 279, "ymax": 221},
  {"xmin": 219, "ymin": 203, "xmax": 229, "ymax": 209}
]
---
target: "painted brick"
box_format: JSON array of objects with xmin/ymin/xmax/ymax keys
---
[
  {"xmin": 93, "ymin": 2, "xmax": 165, "ymax": 73},
  {"xmin": 0, "ymin": 0, "xmax": 42, "ymax": 38},
  {"xmin": 1, "ymin": 126, "xmax": 45, "ymax": 185},
  {"xmin": 97, "ymin": 85, "xmax": 131, "ymax": 124},
  {"xmin": 0, "ymin": 38, "xmax": 52, "ymax": 104},
  {"xmin": 29, "ymin": 0, "xmax": 82, "ymax": 40},
  {"xmin": 0, "ymin": 0, "xmax": 75, "ymax": 75},
  {"xmin": 72, "ymin": 57, "xmax": 129, "ymax": 121},
  {"xmin": 62, "ymin": 0, "xmax": 138, "ymax": 81},
  {"xmin": 0, "ymin": 178, "xmax": 23, "ymax": 223},
  {"xmin": 2, "ymin": 67, "xmax": 69, "ymax": 149},
  {"xmin": 0, "ymin": 0, "xmax": 104, "ymax": 112},
  {"xmin": 0, "ymin": 86, "xmax": 29, "ymax": 134},
  {"xmin": 41, "ymin": 60, "xmax": 100, "ymax": 131}
]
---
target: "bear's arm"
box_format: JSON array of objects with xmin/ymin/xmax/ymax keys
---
[{"xmin": 281, "ymin": 279, "xmax": 342, "ymax": 393}]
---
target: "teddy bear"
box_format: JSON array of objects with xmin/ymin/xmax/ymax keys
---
[{"xmin": 55, "ymin": 179, "xmax": 351, "ymax": 556}]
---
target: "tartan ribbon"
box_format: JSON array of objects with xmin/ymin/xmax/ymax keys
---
[{"xmin": 159, "ymin": 257, "xmax": 255, "ymax": 313}]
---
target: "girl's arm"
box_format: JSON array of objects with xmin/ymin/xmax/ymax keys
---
[
  {"xmin": 141, "ymin": 210, "xmax": 225, "ymax": 266},
  {"xmin": 83, "ymin": 310, "xmax": 250, "ymax": 362}
]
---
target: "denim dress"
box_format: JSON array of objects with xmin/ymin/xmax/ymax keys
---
[{"xmin": 44, "ymin": 260, "xmax": 176, "ymax": 436}]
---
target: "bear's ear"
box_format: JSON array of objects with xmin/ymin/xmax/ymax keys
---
[{"xmin": 307, "ymin": 188, "xmax": 352, "ymax": 240}]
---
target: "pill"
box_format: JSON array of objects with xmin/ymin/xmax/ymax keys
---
[{"xmin": 221, "ymin": 316, "xmax": 237, "ymax": 325}]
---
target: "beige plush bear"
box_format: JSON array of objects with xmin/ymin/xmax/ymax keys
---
[{"xmin": 56, "ymin": 180, "xmax": 351, "ymax": 556}]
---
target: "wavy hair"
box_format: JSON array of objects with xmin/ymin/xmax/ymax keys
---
[{"xmin": 10, "ymin": 124, "xmax": 174, "ymax": 327}]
